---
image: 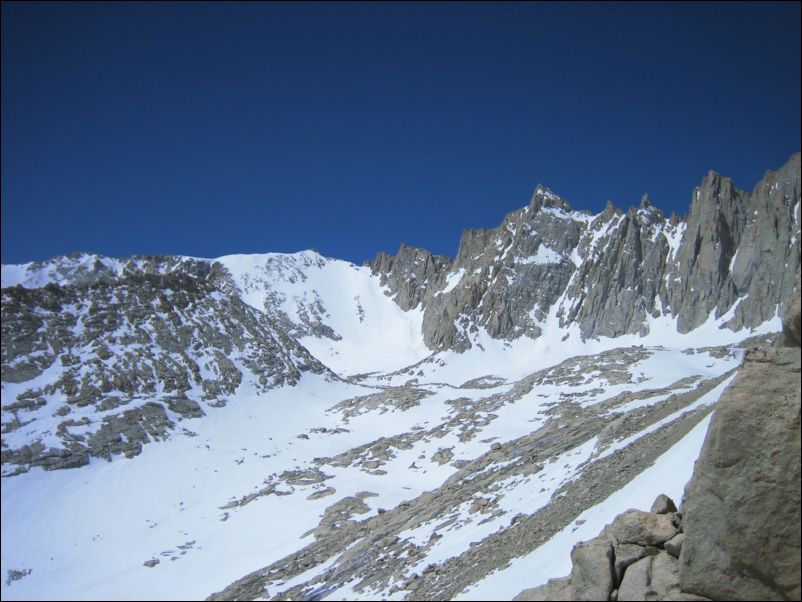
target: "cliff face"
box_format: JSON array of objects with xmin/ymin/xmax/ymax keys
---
[
  {"xmin": 679, "ymin": 346, "xmax": 801, "ymax": 601},
  {"xmin": 667, "ymin": 155, "xmax": 801, "ymax": 333},
  {"xmin": 371, "ymin": 153, "xmax": 802, "ymax": 351},
  {"xmin": 368, "ymin": 243, "xmax": 453, "ymax": 312}
]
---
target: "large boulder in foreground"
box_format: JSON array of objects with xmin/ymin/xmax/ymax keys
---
[
  {"xmin": 679, "ymin": 346, "xmax": 801, "ymax": 601},
  {"xmin": 783, "ymin": 278, "xmax": 801, "ymax": 347}
]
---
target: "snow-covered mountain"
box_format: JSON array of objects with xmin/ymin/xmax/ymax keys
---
[{"xmin": 1, "ymin": 154, "xmax": 799, "ymax": 601}]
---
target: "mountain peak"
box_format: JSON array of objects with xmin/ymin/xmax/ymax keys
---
[{"xmin": 529, "ymin": 184, "xmax": 573, "ymax": 212}]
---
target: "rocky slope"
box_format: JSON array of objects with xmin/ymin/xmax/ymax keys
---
[
  {"xmin": 512, "ymin": 288, "xmax": 802, "ymax": 602},
  {"xmin": 1, "ymin": 269, "xmax": 333, "ymax": 475},
  {"xmin": 206, "ymin": 344, "xmax": 746, "ymax": 601}
]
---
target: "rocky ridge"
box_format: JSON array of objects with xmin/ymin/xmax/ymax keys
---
[
  {"xmin": 370, "ymin": 153, "xmax": 801, "ymax": 350},
  {"xmin": 1, "ymin": 270, "xmax": 332, "ymax": 474}
]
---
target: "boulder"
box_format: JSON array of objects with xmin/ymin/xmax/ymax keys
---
[
  {"xmin": 618, "ymin": 552, "xmax": 681, "ymax": 601},
  {"xmin": 679, "ymin": 347, "xmax": 801, "ymax": 601},
  {"xmin": 664, "ymin": 533, "xmax": 685, "ymax": 559},
  {"xmin": 649, "ymin": 494, "xmax": 677, "ymax": 515},
  {"xmin": 608, "ymin": 509, "xmax": 678, "ymax": 546},
  {"xmin": 570, "ymin": 536, "xmax": 614, "ymax": 601},
  {"xmin": 613, "ymin": 543, "xmax": 654, "ymax": 582}
]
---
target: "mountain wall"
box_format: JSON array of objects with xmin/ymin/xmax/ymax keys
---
[
  {"xmin": 370, "ymin": 153, "xmax": 801, "ymax": 351},
  {"xmin": 1, "ymin": 155, "xmax": 800, "ymax": 601}
]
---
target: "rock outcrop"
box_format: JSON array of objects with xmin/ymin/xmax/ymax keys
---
[
  {"xmin": 514, "ymin": 496, "xmax": 687, "ymax": 602},
  {"xmin": 368, "ymin": 244, "xmax": 453, "ymax": 312}
]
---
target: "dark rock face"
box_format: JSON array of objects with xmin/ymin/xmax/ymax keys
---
[
  {"xmin": 665, "ymin": 155, "xmax": 802, "ymax": 333},
  {"xmin": 371, "ymin": 153, "xmax": 801, "ymax": 351},
  {"xmin": 679, "ymin": 346, "xmax": 801, "ymax": 601},
  {"xmin": 369, "ymin": 244, "xmax": 453, "ymax": 312},
  {"xmin": 560, "ymin": 203, "xmax": 671, "ymax": 339},
  {"xmin": 650, "ymin": 493, "xmax": 677, "ymax": 514}
]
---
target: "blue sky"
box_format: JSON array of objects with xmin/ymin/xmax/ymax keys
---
[{"xmin": 2, "ymin": 2, "xmax": 800, "ymax": 265}]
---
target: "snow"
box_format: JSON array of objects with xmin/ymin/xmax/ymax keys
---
[
  {"xmin": 3, "ymin": 374, "xmax": 459, "ymax": 602},
  {"xmin": 214, "ymin": 252, "xmax": 430, "ymax": 375},
  {"xmin": 664, "ymin": 222, "xmax": 686, "ymax": 264},
  {"xmin": 516, "ymin": 245, "xmax": 563, "ymax": 265},
  {"xmin": 540, "ymin": 206, "xmax": 570, "ymax": 219},
  {"xmin": 394, "ymin": 438, "xmax": 599, "ymax": 575},
  {"xmin": 595, "ymin": 373, "xmax": 735, "ymax": 460},
  {"xmin": 728, "ymin": 249, "xmax": 739, "ymax": 274},
  {"xmin": 379, "ymin": 290, "xmax": 755, "ymax": 388},
  {"xmin": 456, "ymin": 411, "xmax": 716, "ymax": 600},
  {"xmin": 439, "ymin": 269, "xmax": 466, "ymax": 295},
  {"xmin": 0, "ymin": 304, "xmax": 755, "ymax": 602},
  {"xmin": 0, "ymin": 254, "xmax": 208, "ymax": 289},
  {"xmin": 1, "ymin": 254, "xmax": 121, "ymax": 288},
  {"xmin": 2, "ymin": 250, "xmax": 430, "ymax": 376}
]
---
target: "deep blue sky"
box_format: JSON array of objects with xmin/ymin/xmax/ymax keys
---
[{"xmin": 2, "ymin": 2, "xmax": 800, "ymax": 265}]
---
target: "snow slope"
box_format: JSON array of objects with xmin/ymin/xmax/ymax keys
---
[
  {"xmin": 215, "ymin": 251, "xmax": 429, "ymax": 375},
  {"xmin": 456, "ymin": 411, "xmax": 716, "ymax": 601},
  {"xmin": 1, "ymin": 251, "xmax": 430, "ymax": 377},
  {"xmin": 1, "ymin": 338, "xmax": 747, "ymax": 600}
]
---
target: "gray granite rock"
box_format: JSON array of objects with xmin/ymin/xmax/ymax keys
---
[
  {"xmin": 618, "ymin": 551, "xmax": 681, "ymax": 601},
  {"xmin": 608, "ymin": 509, "xmax": 679, "ymax": 546},
  {"xmin": 370, "ymin": 153, "xmax": 801, "ymax": 351},
  {"xmin": 664, "ymin": 533, "xmax": 685, "ymax": 559},
  {"xmin": 1, "ymin": 266, "xmax": 332, "ymax": 474},
  {"xmin": 679, "ymin": 347, "xmax": 801, "ymax": 601},
  {"xmin": 569, "ymin": 536, "xmax": 614, "ymax": 601},
  {"xmin": 613, "ymin": 543, "xmax": 654, "ymax": 583},
  {"xmin": 783, "ymin": 269, "xmax": 801, "ymax": 347},
  {"xmin": 650, "ymin": 494, "xmax": 677, "ymax": 515}
]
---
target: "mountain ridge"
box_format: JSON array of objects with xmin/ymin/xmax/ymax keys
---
[
  {"xmin": 2, "ymin": 154, "xmax": 798, "ymax": 474},
  {"xmin": 370, "ymin": 151, "xmax": 800, "ymax": 350}
]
